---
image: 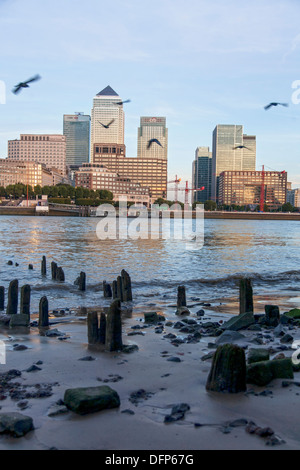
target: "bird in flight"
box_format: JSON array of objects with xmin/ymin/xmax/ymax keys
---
[
  {"xmin": 115, "ymin": 99, "xmax": 131, "ymax": 105},
  {"xmin": 233, "ymin": 145, "xmax": 251, "ymax": 150},
  {"xmin": 264, "ymin": 102, "xmax": 288, "ymax": 110},
  {"xmin": 98, "ymin": 119, "xmax": 115, "ymax": 128},
  {"xmin": 147, "ymin": 138, "xmax": 163, "ymax": 149},
  {"xmin": 12, "ymin": 74, "xmax": 41, "ymax": 94}
]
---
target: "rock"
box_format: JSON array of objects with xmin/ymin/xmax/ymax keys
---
[
  {"xmin": 222, "ymin": 311, "xmax": 255, "ymax": 331},
  {"xmin": 265, "ymin": 305, "xmax": 280, "ymax": 327},
  {"xmin": 25, "ymin": 364, "xmax": 42, "ymax": 372},
  {"xmin": 7, "ymin": 260, "xmax": 13, "ymax": 265},
  {"xmin": 28, "ymin": 264, "xmax": 33, "ymax": 270},
  {"xmin": 47, "ymin": 404, "xmax": 69, "ymax": 417},
  {"xmin": 45, "ymin": 329, "xmax": 65, "ymax": 337},
  {"xmin": 122, "ymin": 344, "xmax": 138, "ymax": 353},
  {"xmin": 13, "ymin": 344, "xmax": 28, "ymax": 351},
  {"xmin": 164, "ymin": 403, "xmax": 190, "ymax": 423},
  {"xmin": 247, "ymin": 348, "xmax": 270, "ymax": 364},
  {"xmin": 284, "ymin": 308, "xmax": 300, "ymax": 320},
  {"xmin": 0, "ymin": 412, "xmax": 34, "ymax": 437},
  {"xmin": 175, "ymin": 306, "xmax": 191, "ymax": 316},
  {"xmin": 196, "ymin": 309, "xmax": 205, "ymax": 317},
  {"xmin": 144, "ymin": 312, "xmax": 160, "ymax": 323},
  {"xmin": 280, "ymin": 333, "xmax": 294, "ymax": 344},
  {"xmin": 64, "ymin": 385, "xmax": 120, "ymax": 415},
  {"xmin": 239, "ymin": 278, "xmax": 253, "ymax": 314},
  {"xmin": 206, "ymin": 344, "xmax": 247, "ymax": 393},
  {"xmin": 215, "ymin": 330, "xmax": 246, "ymax": 345},
  {"xmin": 121, "ymin": 409, "xmax": 135, "ymax": 415},
  {"xmin": 78, "ymin": 355, "xmax": 95, "ymax": 361},
  {"xmin": 167, "ymin": 356, "xmax": 181, "ymax": 362},
  {"xmin": 273, "ymin": 324, "xmax": 285, "ymax": 337},
  {"xmin": 246, "ymin": 358, "xmax": 294, "ymax": 386}
]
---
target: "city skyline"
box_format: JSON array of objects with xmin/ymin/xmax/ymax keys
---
[{"xmin": 1, "ymin": 0, "xmax": 300, "ymax": 193}]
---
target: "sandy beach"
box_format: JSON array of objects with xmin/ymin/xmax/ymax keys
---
[{"xmin": 0, "ymin": 291, "xmax": 299, "ymax": 452}]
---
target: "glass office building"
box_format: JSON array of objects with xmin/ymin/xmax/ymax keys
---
[
  {"xmin": 192, "ymin": 146, "xmax": 212, "ymax": 203},
  {"xmin": 63, "ymin": 114, "xmax": 90, "ymax": 167}
]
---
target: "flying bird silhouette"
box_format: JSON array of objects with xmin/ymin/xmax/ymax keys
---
[
  {"xmin": 98, "ymin": 119, "xmax": 115, "ymax": 128},
  {"xmin": 264, "ymin": 102, "xmax": 288, "ymax": 110},
  {"xmin": 12, "ymin": 74, "xmax": 41, "ymax": 94},
  {"xmin": 115, "ymin": 99, "xmax": 131, "ymax": 105},
  {"xmin": 147, "ymin": 138, "xmax": 163, "ymax": 149},
  {"xmin": 233, "ymin": 145, "xmax": 251, "ymax": 150}
]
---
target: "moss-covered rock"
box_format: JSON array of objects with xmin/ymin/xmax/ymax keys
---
[
  {"xmin": 247, "ymin": 358, "xmax": 294, "ymax": 386},
  {"xmin": 64, "ymin": 385, "xmax": 120, "ymax": 415},
  {"xmin": 284, "ymin": 308, "xmax": 300, "ymax": 319},
  {"xmin": 247, "ymin": 348, "xmax": 270, "ymax": 365},
  {"xmin": 222, "ymin": 311, "xmax": 255, "ymax": 331}
]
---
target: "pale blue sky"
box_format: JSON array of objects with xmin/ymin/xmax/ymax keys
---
[{"xmin": 1, "ymin": 0, "xmax": 300, "ymax": 197}]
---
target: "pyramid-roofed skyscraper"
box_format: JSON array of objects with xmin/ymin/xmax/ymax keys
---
[{"xmin": 90, "ymin": 85, "xmax": 125, "ymax": 156}]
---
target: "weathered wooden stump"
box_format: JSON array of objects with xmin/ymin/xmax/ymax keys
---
[
  {"xmin": 239, "ymin": 278, "xmax": 253, "ymax": 314},
  {"xmin": 105, "ymin": 299, "xmax": 122, "ymax": 352},
  {"xmin": 6, "ymin": 280, "xmax": 18, "ymax": 315},
  {"xmin": 51, "ymin": 262, "xmax": 57, "ymax": 280},
  {"xmin": 99, "ymin": 312, "xmax": 106, "ymax": 344},
  {"xmin": 20, "ymin": 284, "xmax": 31, "ymax": 316},
  {"xmin": 103, "ymin": 281, "xmax": 112, "ymax": 298},
  {"xmin": 0, "ymin": 287, "xmax": 4, "ymax": 311},
  {"xmin": 112, "ymin": 280, "xmax": 118, "ymax": 299},
  {"xmin": 28, "ymin": 264, "xmax": 33, "ymax": 270},
  {"xmin": 121, "ymin": 270, "xmax": 132, "ymax": 302},
  {"xmin": 78, "ymin": 272, "xmax": 86, "ymax": 291},
  {"xmin": 41, "ymin": 256, "xmax": 47, "ymax": 276},
  {"xmin": 206, "ymin": 344, "xmax": 247, "ymax": 393},
  {"xmin": 177, "ymin": 285, "xmax": 186, "ymax": 308},
  {"xmin": 265, "ymin": 305, "xmax": 280, "ymax": 327},
  {"xmin": 38, "ymin": 296, "xmax": 49, "ymax": 327},
  {"xmin": 56, "ymin": 267, "xmax": 65, "ymax": 282},
  {"xmin": 87, "ymin": 311, "xmax": 99, "ymax": 345},
  {"xmin": 117, "ymin": 276, "xmax": 123, "ymax": 302}
]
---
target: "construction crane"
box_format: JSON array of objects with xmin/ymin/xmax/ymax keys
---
[
  {"xmin": 178, "ymin": 181, "xmax": 205, "ymax": 209},
  {"xmin": 167, "ymin": 175, "xmax": 181, "ymax": 202}
]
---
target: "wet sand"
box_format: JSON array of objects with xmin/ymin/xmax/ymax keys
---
[{"xmin": 0, "ymin": 294, "xmax": 300, "ymax": 451}]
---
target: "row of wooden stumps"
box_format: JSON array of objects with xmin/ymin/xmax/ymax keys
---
[
  {"xmin": 87, "ymin": 299, "xmax": 122, "ymax": 352},
  {"xmin": 0, "ymin": 279, "xmax": 49, "ymax": 328}
]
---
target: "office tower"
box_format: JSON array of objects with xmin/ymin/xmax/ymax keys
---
[
  {"xmin": 192, "ymin": 146, "xmax": 212, "ymax": 203},
  {"xmin": 218, "ymin": 170, "xmax": 287, "ymax": 210},
  {"xmin": 211, "ymin": 125, "xmax": 256, "ymax": 202},
  {"xmin": 75, "ymin": 163, "xmax": 151, "ymax": 207},
  {"xmin": 8, "ymin": 134, "xmax": 66, "ymax": 176},
  {"xmin": 90, "ymin": 85, "xmax": 125, "ymax": 157},
  {"xmin": 63, "ymin": 113, "xmax": 90, "ymax": 168},
  {"xmin": 92, "ymin": 151, "xmax": 167, "ymax": 201},
  {"xmin": 137, "ymin": 117, "xmax": 168, "ymax": 160}
]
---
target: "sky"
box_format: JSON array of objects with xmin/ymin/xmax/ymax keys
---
[{"xmin": 1, "ymin": 0, "xmax": 300, "ymax": 200}]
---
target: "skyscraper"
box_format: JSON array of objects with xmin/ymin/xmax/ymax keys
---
[
  {"xmin": 192, "ymin": 147, "xmax": 212, "ymax": 203},
  {"xmin": 211, "ymin": 125, "xmax": 256, "ymax": 202},
  {"xmin": 63, "ymin": 113, "xmax": 90, "ymax": 168},
  {"xmin": 90, "ymin": 85, "xmax": 125, "ymax": 158},
  {"xmin": 137, "ymin": 117, "xmax": 168, "ymax": 160}
]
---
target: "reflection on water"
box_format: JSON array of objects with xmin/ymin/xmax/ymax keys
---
[{"xmin": 0, "ymin": 216, "xmax": 300, "ymax": 311}]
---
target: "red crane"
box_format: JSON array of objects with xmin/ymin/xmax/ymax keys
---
[
  {"xmin": 178, "ymin": 181, "xmax": 205, "ymax": 209},
  {"xmin": 167, "ymin": 175, "xmax": 181, "ymax": 202}
]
